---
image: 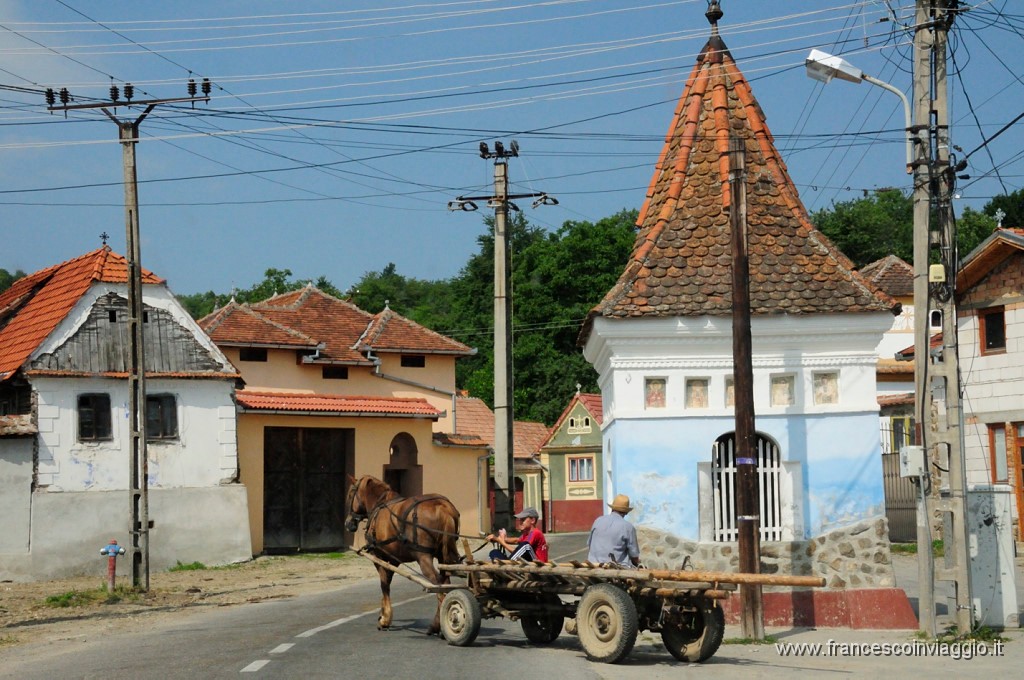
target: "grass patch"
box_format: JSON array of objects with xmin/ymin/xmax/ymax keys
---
[
  {"xmin": 43, "ymin": 584, "xmax": 140, "ymax": 608},
  {"xmin": 890, "ymin": 540, "xmax": 944, "ymax": 557},
  {"xmin": 169, "ymin": 560, "xmax": 207, "ymax": 572},
  {"xmin": 723, "ymin": 635, "xmax": 778, "ymax": 645},
  {"xmin": 0, "ymin": 634, "xmax": 20, "ymax": 647},
  {"xmin": 292, "ymin": 552, "xmax": 355, "ymax": 561}
]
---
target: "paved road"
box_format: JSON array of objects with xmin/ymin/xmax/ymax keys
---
[{"xmin": 1, "ymin": 533, "xmax": 1020, "ymax": 678}]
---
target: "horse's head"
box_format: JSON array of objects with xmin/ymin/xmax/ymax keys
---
[{"xmin": 344, "ymin": 475, "xmax": 368, "ymax": 533}]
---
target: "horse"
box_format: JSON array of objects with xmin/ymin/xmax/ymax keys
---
[{"xmin": 344, "ymin": 474, "xmax": 461, "ymax": 635}]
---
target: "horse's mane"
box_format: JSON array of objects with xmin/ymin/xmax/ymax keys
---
[{"xmin": 363, "ymin": 475, "xmax": 399, "ymax": 504}]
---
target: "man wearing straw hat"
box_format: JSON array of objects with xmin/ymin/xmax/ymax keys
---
[{"xmin": 586, "ymin": 494, "xmax": 641, "ymax": 568}]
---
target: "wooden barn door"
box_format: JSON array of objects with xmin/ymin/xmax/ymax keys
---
[{"xmin": 264, "ymin": 427, "xmax": 353, "ymax": 553}]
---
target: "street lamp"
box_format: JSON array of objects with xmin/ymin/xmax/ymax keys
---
[{"xmin": 805, "ymin": 49, "xmax": 913, "ymax": 173}]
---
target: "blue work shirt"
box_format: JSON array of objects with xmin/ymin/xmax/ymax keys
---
[{"xmin": 586, "ymin": 512, "xmax": 639, "ymax": 566}]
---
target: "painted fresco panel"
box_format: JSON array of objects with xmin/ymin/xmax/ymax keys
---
[{"xmin": 603, "ymin": 411, "xmax": 885, "ymax": 540}]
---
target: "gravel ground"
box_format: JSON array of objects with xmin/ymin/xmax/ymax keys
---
[{"xmin": 0, "ymin": 553, "xmax": 376, "ymax": 648}]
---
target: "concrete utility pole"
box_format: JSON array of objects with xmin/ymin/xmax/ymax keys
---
[
  {"xmin": 449, "ymin": 141, "xmax": 556, "ymax": 532},
  {"xmin": 48, "ymin": 82, "xmax": 210, "ymax": 590},
  {"xmin": 911, "ymin": 0, "xmax": 972, "ymax": 635},
  {"xmin": 729, "ymin": 138, "xmax": 764, "ymax": 640}
]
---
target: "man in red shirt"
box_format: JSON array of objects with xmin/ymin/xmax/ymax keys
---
[{"xmin": 485, "ymin": 507, "xmax": 549, "ymax": 562}]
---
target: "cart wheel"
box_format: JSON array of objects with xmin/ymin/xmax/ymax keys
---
[
  {"xmin": 440, "ymin": 589, "xmax": 482, "ymax": 647},
  {"xmin": 660, "ymin": 602, "xmax": 725, "ymax": 663},
  {"xmin": 576, "ymin": 584, "xmax": 638, "ymax": 664},
  {"xmin": 520, "ymin": 594, "xmax": 564, "ymax": 644}
]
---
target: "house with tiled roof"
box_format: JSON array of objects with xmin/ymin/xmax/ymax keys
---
[
  {"xmin": 581, "ymin": 7, "xmax": 900, "ymax": 547},
  {"xmin": 538, "ymin": 389, "xmax": 604, "ymax": 532},
  {"xmin": 954, "ymin": 227, "xmax": 1024, "ymax": 539},
  {"xmin": 0, "ymin": 247, "xmax": 250, "ymax": 581},
  {"xmin": 448, "ymin": 394, "xmax": 550, "ymax": 527},
  {"xmin": 198, "ymin": 288, "xmax": 489, "ymax": 552}
]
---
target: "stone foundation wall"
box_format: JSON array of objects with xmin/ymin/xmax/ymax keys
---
[{"xmin": 637, "ymin": 516, "xmax": 895, "ymax": 589}]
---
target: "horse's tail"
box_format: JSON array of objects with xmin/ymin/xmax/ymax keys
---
[{"xmin": 439, "ymin": 502, "xmax": 460, "ymax": 565}]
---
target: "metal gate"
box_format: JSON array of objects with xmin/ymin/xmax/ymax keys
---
[
  {"xmin": 711, "ymin": 433, "xmax": 784, "ymax": 542},
  {"xmin": 881, "ymin": 452, "xmax": 917, "ymax": 542}
]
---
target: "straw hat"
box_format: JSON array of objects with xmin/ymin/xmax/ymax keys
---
[{"xmin": 608, "ymin": 494, "xmax": 633, "ymax": 514}]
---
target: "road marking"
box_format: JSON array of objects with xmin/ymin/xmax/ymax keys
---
[
  {"xmin": 240, "ymin": 660, "xmax": 270, "ymax": 673},
  {"xmin": 295, "ymin": 595, "xmax": 430, "ymax": 638},
  {"xmin": 269, "ymin": 643, "xmax": 294, "ymax": 654}
]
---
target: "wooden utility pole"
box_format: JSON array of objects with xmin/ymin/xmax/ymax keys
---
[
  {"xmin": 48, "ymin": 84, "xmax": 209, "ymax": 590},
  {"xmin": 911, "ymin": 0, "xmax": 972, "ymax": 635},
  {"xmin": 448, "ymin": 142, "xmax": 556, "ymax": 532},
  {"xmin": 729, "ymin": 137, "xmax": 764, "ymax": 639}
]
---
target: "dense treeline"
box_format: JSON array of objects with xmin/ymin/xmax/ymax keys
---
[{"xmin": 5, "ymin": 189, "xmax": 1014, "ymax": 424}]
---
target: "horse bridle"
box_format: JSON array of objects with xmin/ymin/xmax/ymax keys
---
[{"xmin": 345, "ymin": 477, "xmax": 368, "ymax": 530}]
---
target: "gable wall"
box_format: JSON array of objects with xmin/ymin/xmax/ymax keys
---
[{"xmin": 32, "ymin": 376, "xmax": 237, "ymax": 491}]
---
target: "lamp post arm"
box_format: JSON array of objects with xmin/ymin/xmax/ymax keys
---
[{"xmin": 862, "ymin": 74, "xmax": 913, "ymax": 173}]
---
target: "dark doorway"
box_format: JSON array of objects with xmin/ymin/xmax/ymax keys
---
[
  {"xmin": 264, "ymin": 427, "xmax": 353, "ymax": 553},
  {"xmin": 383, "ymin": 432, "xmax": 423, "ymax": 497}
]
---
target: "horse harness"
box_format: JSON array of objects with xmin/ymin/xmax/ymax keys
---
[{"xmin": 364, "ymin": 493, "xmax": 450, "ymax": 557}]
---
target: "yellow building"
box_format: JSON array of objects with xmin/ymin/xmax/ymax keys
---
[{"xmin": 200, "ymin": 286, "xmax": 487, "ymax": 554}]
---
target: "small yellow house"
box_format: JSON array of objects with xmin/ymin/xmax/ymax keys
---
[{"xmin": 199, "ymin": 286, "xmax": 487, "ymax": 554}]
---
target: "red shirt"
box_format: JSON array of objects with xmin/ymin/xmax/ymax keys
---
[{"xmin": 519, "ymin": 527, "xmax": 549, "ymax": 562}]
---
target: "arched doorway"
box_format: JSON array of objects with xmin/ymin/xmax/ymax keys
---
[
  {"xmin": 383, "ymin": 432, "xmax": 422, "ymax": 497},
  {"xmin": 710, "ymin": 431, "xmax": 784, "ymax": 542}
]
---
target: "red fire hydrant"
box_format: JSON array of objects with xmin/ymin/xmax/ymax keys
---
[{"xmin": 99, "ymin": 539, "xmax": 125, "ymax": 592}]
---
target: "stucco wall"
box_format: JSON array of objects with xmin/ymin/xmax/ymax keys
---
[
  {"xmin": 32, "ymin": 376, "xmax": 238, "ymax": 491},
  {"xmin": 0, "ymin": 437, "xmax": 33, "ymax": 553},
  {"xmin": 238, "ymin": 414, "xmax": 482, "ymax": 553},
  {"xmin": 224, "ymin": 348, "xmax": 458, "ymax": 432},
  {"xmin": 0, "ymin": 485, "xmax": 252, "ymax": 582}
]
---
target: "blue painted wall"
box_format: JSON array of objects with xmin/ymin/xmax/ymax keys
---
[{"xmin": 604, "ymin": 412, "xmax": 885, "ymax": 540}]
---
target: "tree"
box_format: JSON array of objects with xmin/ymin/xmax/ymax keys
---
[
  {"xmin": 812, "ymin": 189, "xmax": 913, "ymax": 268},
  {"xmin": 0, "ymin": 268, "xmax": 27, "ymax": 294},
  {"xmin": 177, "ymin": 268, "xmax": 343, "ymax": 318},
  {"xmin": 983, "ymin": 188, "xmax": 1024, "ymax": 230}
]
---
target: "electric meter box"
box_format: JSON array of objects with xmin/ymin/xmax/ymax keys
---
[{"xmin": 899, "ymin": 445, "xmax": 925, "ymax": 477}]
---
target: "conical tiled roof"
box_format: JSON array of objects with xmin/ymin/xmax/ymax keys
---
[{"xmin": 583, "ymin": 10, "xmax": 896, "ymax": 342}]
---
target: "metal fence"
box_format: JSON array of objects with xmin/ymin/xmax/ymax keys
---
[{"xmin": 880, "ymin": 422, "xmax": 917, "ymax": 543}]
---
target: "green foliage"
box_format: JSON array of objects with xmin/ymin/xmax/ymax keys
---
[
  {"xmin": 812, "ymin": 189, "xmax": 913, "ymax": 268},
  {"xmin": 723, "ymin": 634, "xmax": 778, "ymax": 645},
  {"xmin": 889, "ymin": 540, "xmax": 943, "ymax": 556},
  {"xmin": 177, "ymin": 268, "xmax": 343, "ymax": 319},
  {"xmin": 0, "ymin": 267, "xmax": 26, "ymax": 294},
  {"xmin": 43, "ymin": 585, "xmax": 138, "ymax": 607},
  {"xmin": 983, "ymin": 187, "xmax": 1024, "ymax": 229},
  {"xmin": 169, "ymin": 560, "xmax": 207, "ymax": 572}
]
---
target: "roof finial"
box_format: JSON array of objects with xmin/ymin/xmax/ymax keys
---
[
  {"xmin": 706, "ymin": 0, "xmax": 723, "ymax": 35},
  {"xmin": 995, "ymin": 208, "xmax": 1005, "ymax": 228},
  {"xmin": 100, "ymin": 231, "xmax": 109, "ymax": 246}
]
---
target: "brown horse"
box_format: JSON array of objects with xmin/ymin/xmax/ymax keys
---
[{"xmin": 344, "ymin": 474, "xmax": 460, "ymax": 635}]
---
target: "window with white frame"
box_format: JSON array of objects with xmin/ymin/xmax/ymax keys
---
[
  {"xmin": 568, "ymin": 415, "xmax": 592, "ymax": 435},
  {"xmin": 568, "ymin": 456, "xmax": 594, "ymax": 482}
]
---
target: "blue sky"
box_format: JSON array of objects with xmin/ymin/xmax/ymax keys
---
[{"xmin": 2, "ymin": 1, "xmax": 1022, "ymax": 299}]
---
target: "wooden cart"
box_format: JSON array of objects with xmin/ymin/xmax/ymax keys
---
[{"xmin": 360, "ymin": 547, "xmax": 826, "ymax": 665}]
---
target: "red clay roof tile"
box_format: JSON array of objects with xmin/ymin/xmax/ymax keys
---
[
  {"xmin": 581, "ymin": 19, "xmax": 896, "ymax": 344},
  {"xmin": 860, "ymin": 255, "xmax": 914, "ymax": 298},
  {"xmin": 235, "ymin": 389, "xmax": 441, "ymax": 417},
  {"xmin": 199, "ymin": 287, "xmax": 472, "ymax": 365},
  {"xmin": 0, "ymin": 248, "xmax": 161, "ymax": 381}
]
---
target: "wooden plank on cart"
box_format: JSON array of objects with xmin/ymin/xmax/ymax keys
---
[
  {"xmin": 358, "ymin": 549, "xmax": 462, "ymax": 592},
  {"xmin": 439, "ymin": 561, "xmax": 825, "ymax": 588}
]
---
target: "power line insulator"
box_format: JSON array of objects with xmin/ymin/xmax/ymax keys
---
[
  {"xmin": 59, "ymin": 88, "xmax": 70, "ymax": 104},
  {"xmin": 494, "ymin": 141, "xmax": 504, "ymax": 156},
  {"xmin": 187, "ymin": 79, "xmax": 197, "ymax": 97},
  {"xmin": 45, "ymin": 88, "xmax": 55, "ymax": 106},
  {"xmin": 479, "ymin": 142, "xmax": 489, "ymax": 158},
  {"xmin": 201, "ymin": 78, "xmax": 211, "ymax": 96},
  {"xmin": 124, "ymin": 83, "xmax": 134, "ymax": 101},
  {"xmin": 109, "ymin": 84, "xmax": 119, "ymax": 102}
]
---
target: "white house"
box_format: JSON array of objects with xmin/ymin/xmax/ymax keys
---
[
  {"xmin": 580, "ymin": 9, "xmax": 899, "ymax": 545},
  {"xmin": 955, "ymin": 227, "xmax": 1024, "ymax": 536},
  {"xmin": 0, "ymin": 247, "xmax": 251, "ymax": 581}
]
